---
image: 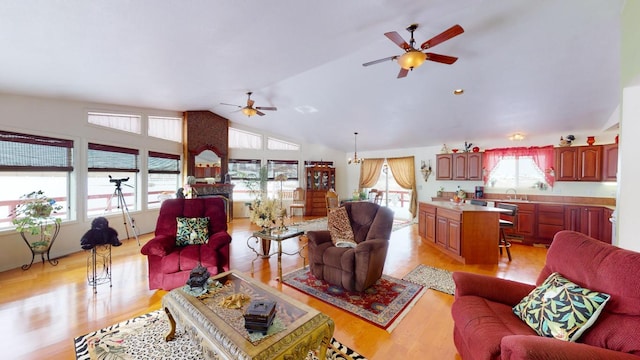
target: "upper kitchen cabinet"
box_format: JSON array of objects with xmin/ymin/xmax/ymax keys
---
[
  {"xmin": 555, "ymin": 145, "xmax": 603, "ymax": 182},
  {"xmin": 602, "ymin": 144, "xmax": 618, "ymax": 181},
  {"xmin": 436, "ymin": 153, "xmax": 482, "ymax": 181}
]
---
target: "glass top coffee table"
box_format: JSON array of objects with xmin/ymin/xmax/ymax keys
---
[
  {"xmin": 162, "ymin": 270, "xmax": 334, "ymax": 360},
  {"xmin": 247, "ymin": 227, "xmax": 306, "ymax": 281}
]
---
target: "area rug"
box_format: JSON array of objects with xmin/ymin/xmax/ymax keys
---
[
  {"xmin": 402, "ymin": 264, "xmax": 456, "ymax": 295},
  {"xmin": 282, "ymin": 268, "xmax": 424, "ymax": 332},
  {"xmin": 74, "ymin": 310, "xmax": 366, "ymax": 360},
  {"xmin": 292, "ymin": 217, "xmax": 414, "ymax": 233}
]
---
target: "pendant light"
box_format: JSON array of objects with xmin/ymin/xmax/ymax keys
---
[{"xmin": 348, "ymin": 132, "xmax": 364, "ymax": 165}]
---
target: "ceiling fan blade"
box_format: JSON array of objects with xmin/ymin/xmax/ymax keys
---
[
  {"xmin": 220, "ymin": 102, "xmax": 241, "ymax": 108},
  {"xmin": 256, "ymin": 110, "xmax": 266, "ymax": 116},
  {"xmin": 362, "ymin": 55, "xmax": 398, "ymax": 67},
  {"xmin": 420, "ymin": 24, "xmax": 464, "ymax": 50},
  {"xmin": 256, "ymin": 106, "xmax": 277, "ymax": 111},
  {"xmin": 426, "ymin": 53, "xmax": 458, "ymax": 64},
  {"xmin": 397, "ymin": 68, "xmax": 409, "ymax": 79},
  {"xmin": 384, "ymin": 31, "xmax": 411, "ymax": 50}
]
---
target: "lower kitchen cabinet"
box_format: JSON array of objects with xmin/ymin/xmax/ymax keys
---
[
  {"xmin": 565, "ymin": 205, "xmax": 604, "ymax": 241},
  {"xmin": 537, "ymin": 204, "xmax": 565, "ymax": 244},
  {"xmin": 436, "ymin": 209, "xmax": 461, "ymax": 256}
]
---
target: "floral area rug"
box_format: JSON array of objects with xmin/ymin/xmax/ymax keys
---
[
  {"xmin": 292, "ymin": 217, "xmax": 414, "ymax": 233},
  {"xmin": 74, "ymin": 310, "xmax": 366, "ymax": 360},
  {"xmin": 282, "ymin": 268, "xmax": 424, "ymax": 332},
  {"xmin": 403, "ymin": 265, "xmax": 456, "ymax": 295}
]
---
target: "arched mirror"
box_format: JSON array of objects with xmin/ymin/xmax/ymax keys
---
[{"xmin": 194, "ymin": 149, "xmax": 222, "ymax": 182}]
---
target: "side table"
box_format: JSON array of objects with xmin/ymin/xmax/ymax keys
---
[
  {"xmin": 247, "ymin": 227, "xmax": 305, "ymax": 281},
  {"xmin": 87, "ymin": 244, "xmax": 112, "ymax": 294}
]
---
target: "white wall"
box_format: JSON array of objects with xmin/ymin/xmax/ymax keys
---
[{"xmin": 0, "ymin": 93, "xmax": 182, "ymax": 272}]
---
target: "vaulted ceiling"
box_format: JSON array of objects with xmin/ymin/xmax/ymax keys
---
[{"xmin": 0, "ymin": 0, "xmax": 623, "ymax": 152}]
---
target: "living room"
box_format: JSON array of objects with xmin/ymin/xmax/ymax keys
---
[{"xmin": 1, "ymin": 1, "xmax": 640, "ymax": 359}]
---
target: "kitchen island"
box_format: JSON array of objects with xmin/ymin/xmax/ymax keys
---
[{"xmin": 418, "ymin": 201, "xmax": 508, "ymax": 264}]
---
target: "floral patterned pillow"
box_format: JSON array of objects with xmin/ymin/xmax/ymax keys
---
[
  {"xmin": 513, "ymin": 272, "xmax": 610, "ymax": 342},
  {"xmin": 327, "ymin": 206, "xmax": 356, "ymax": 248},
  {"xmin": 175, "ymin": 217, "xmax": 210, "ymax": 246}
]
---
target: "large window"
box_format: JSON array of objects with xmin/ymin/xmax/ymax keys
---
[
  {"xmin": 228, "ymin": 159, "xmax": 262, "ymax": 201},
  {"xmin": 0, "ymin": 131, "xmax": 73, "ymax": 230},
  {"xmin": 483, "ymin": 146, "xmax": 555, "ymax": 189},
  {"xmin": 88, "ymin": 112, "xmax": 141, "ymax": 134},
  {"xmin": 148, "ymin": 116, "xmax": 182, "ymax": 142},
  {"xmin": 267, "ymin": 160, "xmax": 299, "ymax": 199},
  {"xmin": 148, "ymin": 151, "xmax": 180, "ymax": 208},
  {"xmin": 267, "ymin": 137, "xmax": 300, "ymax": 151},
  {"xmin": 87, "ymin": 143, "xmax": 139, "ymax": 217}
]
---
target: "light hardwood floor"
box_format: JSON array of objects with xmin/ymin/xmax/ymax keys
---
[{"xmin": 0, "ymin": 217, "xmax": 548, "ymax": 360}]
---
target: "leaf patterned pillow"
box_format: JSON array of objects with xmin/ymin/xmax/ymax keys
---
[
  {"xmin": 175, "ymin": 217, "xmax": 210, "ymax": 246},
  {"xmin": 327, "ymin": 206, "xmax": 356, "ymax": 248},
  {"xmin": 513, "ymin": 272, "xmax": 610, "ymax": 342}
]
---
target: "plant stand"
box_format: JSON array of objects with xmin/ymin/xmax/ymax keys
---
[
  {"xmin": 87, "ymin": 244, "xmax": 112, "ymax": 294},
  {"xmin": 19, "ymin": 222, "xmax": 61, "ymax": 270}
]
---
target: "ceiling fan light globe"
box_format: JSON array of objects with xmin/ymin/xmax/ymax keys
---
[
  {"xmin": 398, "ymin": 50, "xmax": 426, "ymax": 70},
  {"xmin": 242, "ymin": 107, "xmax": 257, "ymax": 117}
]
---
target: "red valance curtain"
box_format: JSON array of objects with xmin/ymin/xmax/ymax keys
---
[{"xmin": 482, "ymin": 145, "xmax": 555, "ymax": 187}]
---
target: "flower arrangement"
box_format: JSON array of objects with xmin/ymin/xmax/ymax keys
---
[
  {"xmin": 11, "ymin": 191, "xmax": 62, "ymax": 250},
  {"xmin": 249, "ymin": 198, "xmax": 279, "ymax": 229}
]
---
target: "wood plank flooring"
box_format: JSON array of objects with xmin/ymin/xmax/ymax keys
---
[{"xmin": 0, "ymin": 217, "xmax": 548, "ymax": 360}]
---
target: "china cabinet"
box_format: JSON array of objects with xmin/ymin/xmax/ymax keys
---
[{"xmin": 304, "ymin": 164, "xmax": 336, "ymax": 216}]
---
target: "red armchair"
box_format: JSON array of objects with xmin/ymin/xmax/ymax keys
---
[
  {"xmin": 140, "ymin": 197, "xmax": 231, "ymax": 290},
  {"xmin": 451, "ymin": 230, "xmax": 640, "ymax": 359}
]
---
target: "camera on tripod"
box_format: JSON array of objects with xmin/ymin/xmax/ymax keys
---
[{"xmin": 108, "ymin": 176, "xmax": 129, "ymax": 187}]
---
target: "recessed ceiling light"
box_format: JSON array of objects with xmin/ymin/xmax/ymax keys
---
[{"xmin": 453, "ymin": 89, "xmax": 464, "ymax": 95}]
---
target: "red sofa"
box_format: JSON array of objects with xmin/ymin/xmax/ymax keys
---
[
  {"xmin": 140, "ymin": 197, "xmax": 231, "ymax": 290},
  {"xmin": 451, "ymin": 230, "xmax": 640, "ymax": 359}
]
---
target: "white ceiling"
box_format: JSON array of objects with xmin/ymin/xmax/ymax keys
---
[{"xmin": 0, "ymin": 0, "xmax": 623, "ymax": 152}]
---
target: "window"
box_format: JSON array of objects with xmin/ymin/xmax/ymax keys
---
[
  {"xmin": 87, "ymin": 143, "xmax": 139, "ymax": 216},
  {"xmin": 267, "ymin": 137, "xmax": 300, "ymax": 151},
  {"xmin": 229, "ymin": 128, "xmax": 262, "ymax": 149},
  {"xmin": 0, "ymin": 131, "xmax": 73, "ymax": 230},
  {"xmin": 88, "ymin": 112, "xmax": 141, "ymax": 134},
  {"xmin": 483, "ymin": 146, "xmax": 555, "ymax": 189},
  {"xmin": 228, "ymin": 159, "xmax": 262, "ymax": 201},
  {"xmin": 148, "ymin": 151, "xmax": 180, "ymax": 208},
  {"xmin": 148, "ymin": 116, "xmax": 182, "ymax": 142},
  {"xmin": 267, "ymin": 160, "xmax": 299, "ymax": 198}
]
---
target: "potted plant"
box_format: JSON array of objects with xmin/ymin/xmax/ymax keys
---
[{"xmin": 11, "ymin": 190, "xmax": 63, "ymax": 252}]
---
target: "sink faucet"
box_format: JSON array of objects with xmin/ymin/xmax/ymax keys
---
[{"xmin": 506, "ymin": 188, "xmax": 517, "ymax": 200}]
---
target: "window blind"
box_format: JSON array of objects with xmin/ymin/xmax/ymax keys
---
[
  {"xmin": 88, "ymin": 143, "xmax": 139, "ymax": 172},
  {"xmin": 0, "ymin": 130, "xmax": 74, "ymax": 171},
  {"xmin": 148, "ymin": 151, "xmax": 180, "ymax": 174}
]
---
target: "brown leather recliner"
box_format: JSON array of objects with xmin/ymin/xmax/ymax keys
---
[{"xmin": 307, "ymin": 201, "xmax": 394, "ymax": 292}]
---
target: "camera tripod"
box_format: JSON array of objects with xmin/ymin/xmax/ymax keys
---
[{"xmin": 105, "ymin": 178, "xmax": 139, "ymax": 245}]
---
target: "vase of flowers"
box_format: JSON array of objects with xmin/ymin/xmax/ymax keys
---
[{"xmin": 249, "ymin": 198, "xmax": 279, "ymax": 231}]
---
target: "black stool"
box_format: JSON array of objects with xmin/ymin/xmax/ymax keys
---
[{"xmin": 496, "ymin": 203, "xmax": 518, "ymax": 261}]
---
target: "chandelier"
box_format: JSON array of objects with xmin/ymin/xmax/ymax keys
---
[{"xmin": 348, "ymin": 132, "xmax": 364, "ymax": 165}]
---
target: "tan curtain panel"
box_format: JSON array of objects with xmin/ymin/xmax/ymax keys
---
[
  {"xmin": 359, "ymin": 158, "xmax": 385, "ymax": 189},
  {"xmin": 387, "ymin": 156, "xmax": 417, "ymax": 218}
]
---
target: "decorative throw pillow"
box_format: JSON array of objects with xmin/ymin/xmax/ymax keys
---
[
  {"xmin": 513, "ymin": 272, "xmax": 610, "ymax": 342},
  {"xmin": 175, "ymin": 217, "xmax": 210, "ymax": 246},
  {"xmin": 327, "ymin": 206, "xmax": 356, "ymax": 248}
]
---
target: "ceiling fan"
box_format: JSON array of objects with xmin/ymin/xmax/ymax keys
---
[
  {"xmin": 363, "ymin": 23, "xmax": 464, "ymax": 78},
  {"xmin": 220, "ymin": 92, "xmax": 277, "ymax": 117}
]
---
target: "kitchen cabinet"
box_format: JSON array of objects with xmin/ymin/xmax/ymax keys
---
[
  {"xmin": 436, "ymin": 154, "xmax": 452, "ymax": 180},
  {"xmin": 436, "ymin": 209, "xmax": 461, "ymax": 256},
  {"xmin": 565, "ymin": 205, "xmax": 604, "ymax": 241},
  {"xmin": 497, "ymin": 202, "xmax": 537, "ymax": 241},
  {"xmin": 602, "ymin": 144, "xmax": 618, "ymax": 181},
  {"xmin": 555, "ymin": 145, "xmax": 603, "ymax": 181},
  {"xmin": 436, "ymin": 153, "xmax": 482, "ymax": 181},
  {"xmin": 304, "ymin": 165, "xmax": 336, "ymax": 216},
  {"xmin": 419, "ymin": 202, "xmax": 503, "ymax": 264},
  {"xmin": 418, "ymin": 203, "xmax": 436, "ymax": 243},
  {"xmin": 537, "ymin": 204, "xmax": 564, "ymax": 243}
]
